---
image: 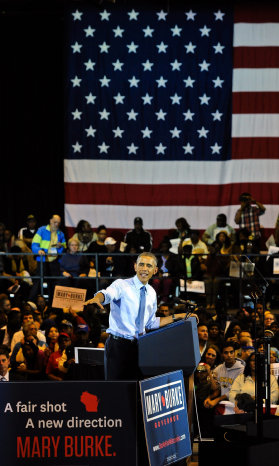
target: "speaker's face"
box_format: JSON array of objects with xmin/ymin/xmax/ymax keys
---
[{"xmin": 134, "ymin": 256, "xmax": 158, "ymax": 284}]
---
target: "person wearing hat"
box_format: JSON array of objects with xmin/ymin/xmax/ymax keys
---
[
  {"xmin": 18, "ymin": 215, "xmax": 38, "ymax": 247},
  {"xmin": 124, "ymin": 217, "xmax": 153, "ymax": 253},
  {"xmin": 101, "ymin": 237, "xmax": 124, "ymax": 285}
]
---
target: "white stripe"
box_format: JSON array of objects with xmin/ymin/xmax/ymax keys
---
[
  {"xmin": 233, "ymin": 69, "xmax": 279, "ymax": 92},
  {"xmin": 233, "ymin": 23, "xmax": 279, "ymax": 47},
  {"xmin": 64, "ymin": 159, "xmax": 279, "ymax": 184},
  {"xmin": 65, "ymin": 204, "xmax": 279, "ymax": 230},
  {"xmin": 232, "ymin": 114, "xmax": 279, "ymax": 137}
]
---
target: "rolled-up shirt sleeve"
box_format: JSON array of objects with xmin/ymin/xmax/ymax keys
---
[{"xmin": 96, "ymin": 279, "xmax": 123, "ymax": 305}]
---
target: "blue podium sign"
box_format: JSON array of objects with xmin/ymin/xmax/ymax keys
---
[
  {"xmin": 140, "ymin": 370, "xmax": 192, "ymax": 466},
  {"xmin": 0, "ymin": 381, "xmax": 137, "ymax": 466}
]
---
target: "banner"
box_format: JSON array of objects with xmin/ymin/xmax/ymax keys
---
[
  {"xmin": 0, "ymin": 381, "xmax": 137, "ymax": 465},
  {"xmin": 140, "ymin": 370, "xmax": 191, "ymax": 466}
]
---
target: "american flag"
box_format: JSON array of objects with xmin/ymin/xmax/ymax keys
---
[{"xmin": 64, "ymin": 3, "xmax": 279, "ymax": 246}]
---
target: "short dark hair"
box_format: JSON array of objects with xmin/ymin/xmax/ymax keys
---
[
  {"xmin": 97, "ymin": 225, "xmax": 106, "ymax": 233},
  {"xmin": 0, "ymin": 344, "xmax": 10, "ymax": 359},
  {"xmin": 235, "ymin": 393, "xmax": 255, "ymax": 413},
  {"xmin": 222, "ymin": 341, "xmax": 235, "ymax": 352}
]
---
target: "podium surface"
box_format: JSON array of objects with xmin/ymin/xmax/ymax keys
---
[{"xmin": 138, "ymin": 317, "xmax": 200, "ymax": 376}]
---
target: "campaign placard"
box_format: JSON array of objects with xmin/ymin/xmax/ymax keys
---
[
  {"xmin": 140, "ymin": 370, "xmax": 191, "ymax": 466},
  {"xmin": 0, "ymin": 381, "xmax": 137, "ymax": 465},
  {"xmin": 52, "ymin": 286, "xmax": 87, "ymax": 311}
]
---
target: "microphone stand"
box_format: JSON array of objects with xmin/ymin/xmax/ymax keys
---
[{"xmin": 242, "ymin": 255, "xmax": 270, "ymax": 440}]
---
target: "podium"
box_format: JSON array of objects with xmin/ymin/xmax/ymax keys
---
[{"xmin": 138, "ymin": 318, "xmax": 200, "ymax": 376}]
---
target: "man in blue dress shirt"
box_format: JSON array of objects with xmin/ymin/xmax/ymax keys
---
[{"xmin": 85, "ymin": 252, "xmax": 191, "ymax": 380}]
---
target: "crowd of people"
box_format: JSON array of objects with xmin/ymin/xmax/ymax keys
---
[{"xmin": 0, "ymin": 193, "xmax": 279, "ymax": 438}]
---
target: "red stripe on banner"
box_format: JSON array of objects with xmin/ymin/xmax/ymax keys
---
[
  {"xmin": 231, "ymin": 138, "xmax": 279, "ymax": 159},
  {"xmin": 65, "ymin": 182, "xmax": 279, "ymax": 207},
  {"xmin": 234, "ymin": 6, "xmax": 279, "ymax": 23},
  {"xmin": 234, "ymin": 47, "xmax": 279, "ymax": 68},
  {"xmin": 232, "ymin": 93, "xmax": 279, "ymax": 113}
]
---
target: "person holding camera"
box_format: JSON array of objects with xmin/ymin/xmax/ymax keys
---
[{"xmin": 234, "ymin": 192, "xmax": 266, "ymax": 244}]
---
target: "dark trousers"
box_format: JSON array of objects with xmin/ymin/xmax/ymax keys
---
[{"xmin": 105, "ymin": 335, "xmax": 142, "ymax": 381}]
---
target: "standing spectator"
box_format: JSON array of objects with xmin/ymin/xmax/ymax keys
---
[
  {"xmin": 174, "ymin": 217, "xmax": 191, "ymax": 240},
  {"xmin": 151, "ymin": 238, "xmax": 179, "ymax": 303},
  {"xmin": 30, "ymin": 214, "xmax": 66, "ymax": 300},
  {"xmin": 234, "ymin": 192, "xmax": 266, "ymax": 243},
  {"xmin": 69, "ymin": 219, "xmax": 97, "ymax": 252},
  {"xmin": 124, "ymin": 217, "xmax": 152, "ymax": 253}
]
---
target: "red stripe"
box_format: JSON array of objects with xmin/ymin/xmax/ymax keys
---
[
  {"xmin": 65, "ymin": 182, "xmax": 279, "ymax": 207},
  {"xmin": 234, "ymin": 6, "xmax": 279, "ymax": 23},
  {"xmin": 233, "ymin": 47, "xmax": 279, "ymax": 68},
  {"xmin": 231, "ymin": 138, "xmax": 279, "ymax": 158},
  {"xmin": 232, "ymin": 93, "xmax": 279, "ymax": 113}
]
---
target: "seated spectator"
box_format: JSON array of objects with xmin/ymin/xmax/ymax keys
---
[
  {"xmin": 270, "ymin": 347, "xmax": 279, "ymax": 364},
  {"xmin": 156, "ymin": 302, "xmax": 173, "ymax": 318},
  {"xmin": 224, "ymin": 321, "xmax": 242, "ymax": 345},
  {"xmin": 0, "ymin": 294, "xmax": 11, "ymax": 314},
  {"xmin": 180, "ymin": 230, "xmax": 209, "ymax": 257},
  {"xmin": 14, "ymin": 338, "xmax": 45, "ymax": 380},
  {"xmin": 266, "ymin": 214, "xmax": 279, "ymax": 249},
  {"xmin": 0, "ymin": 311, "xmax": 10, "ymax": 347},
  {"xmin": 69, "ymin": 219, "xmax": 97, "ymax": 252},
  {"xmin": 45, "ymin": 325, "xmax": 60, "ymax": 354},
  {"xmin": 194, "ymin": 362, "xmax": 219, "ymax": 437},
  {"xmin": 202, "ymin": 214, "xmax": 236, "ymax": 246},
  {"xmin": 18, "ymin": 214, "xmax": 38, "ymax": 248},
  {"xmin": 229, "ymin": 352, "xmax": 278, "ymax": 404},
  {"xmin": 0, "ymin": 344, "xmax": 26, "ymax": 381},
  {"xmin": 204, "ymin": 342, "xmax": 244, "ymax": 409},
  {"xmin": 265, "ymin": 312, "xmax": 276, "ymax": 328},
  {"xmin": 198, "ymin": 323, "xmax": 209, "ymax": 356},
  {"xmin": 35, "ymin": 295, "xmax": 50, "ymax": 319},
  {"xmin": 151, "ymin": 238, "xmax": 179, "ymax": 304},
  {"xmin": 207, "ymin": 322, "xmax": 224, "ymax": 350},
  {"xmin": 234, "ymin": 393, "xmax": 255, "ymax": 414},
  {"xmin": 2, "ymin": 245, "xmax": 33, "ymax": 299},
  {"xmin": 179, "ymin": 244, "xmax": 203, "ymax": 280},
  {"xmin": 124, "ymin": 217, "xmax": 152, "ymax": 253},
  {"xmin": 87, "ymin": 225, "xmax": 107, "ymax": 276},
  {"xmin": 11, "ymin": 310, "xmax": 46, "ymax": 351},
  {"xmin": 203, "ymin": 242, "xmax": 230, "ymax": 312},
  {"xmin": 59, "ymin": 238, "xmax": 89, "ymax": 284},
  {"xmin": 101, "ymin": 237, "xmax": 124, "ymax": 285},
  {"xmin": 3, "ymin": 228, "xmax": 16, "ymax": 252},
  {"xmin": 201, "ymin": 344, "xmax": 221, "ymax": 371},
  {"xmin": 46, "ymin": 332, "xmax": 72, "ymax": 381},
  {"xmin": 11, "ymin": 321, "xmax": 47, "ymax": 364}
]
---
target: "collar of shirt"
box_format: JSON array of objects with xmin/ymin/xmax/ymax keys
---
[{"xmin": 132, "ymin": 274, "xmax": 147, "ymax": 291}]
